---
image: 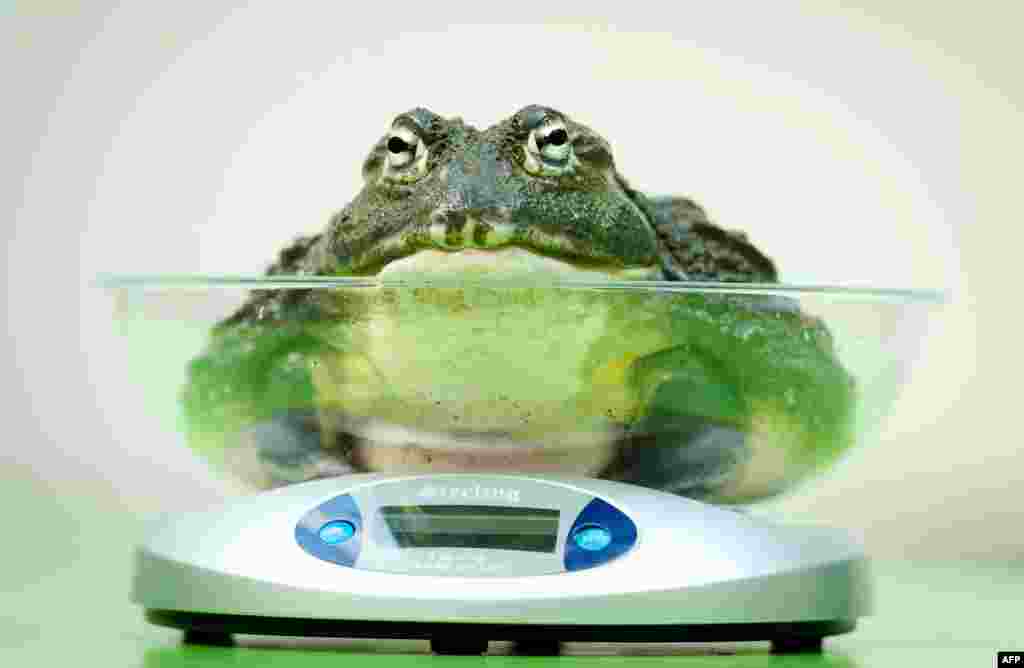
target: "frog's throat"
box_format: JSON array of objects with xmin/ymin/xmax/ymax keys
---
[{"xmin": 377, "ymin": 247, "xmax": 661, "ymax": 281}]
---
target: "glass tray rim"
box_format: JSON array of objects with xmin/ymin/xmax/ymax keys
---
[{"xmin": 95, "ymin": 274, "xmax": 948, "ymax": 303}]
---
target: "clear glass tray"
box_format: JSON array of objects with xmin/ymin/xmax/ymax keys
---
[{"xmin": 101, "ymin": 276, "xmax": 945, "ymax": 505}]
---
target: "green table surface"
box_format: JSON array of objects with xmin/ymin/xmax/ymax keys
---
[{"xmin": 3, "ymin": 474, "xmax": 1021, "ymax": 667}]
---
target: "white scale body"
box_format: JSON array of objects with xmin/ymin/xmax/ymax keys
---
[{"xmin": 134, "ymin": 473, "xmax": 870, "ymax": 653}]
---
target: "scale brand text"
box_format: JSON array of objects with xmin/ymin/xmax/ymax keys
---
[{"xmin": 417, "ymin": 483, "xmax": 521, "ymax": 503}]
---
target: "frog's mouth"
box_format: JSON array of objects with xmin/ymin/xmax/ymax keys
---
[{"xmin": 348, "ymin": 212, "xmax": 664, "ymax": 280}]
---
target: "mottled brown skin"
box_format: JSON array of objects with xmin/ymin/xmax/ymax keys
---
[
  {"xmin": 184, "ymin": 105, "xmax": 853, "ymax": 502},
  {"xmin": 226, "ymin": 105, "xmax": 776, "ymax": 326}
]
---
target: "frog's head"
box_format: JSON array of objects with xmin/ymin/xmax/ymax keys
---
[{"xmin": 320, "ymin": 106, "xmax": 664, "ymax": 280}]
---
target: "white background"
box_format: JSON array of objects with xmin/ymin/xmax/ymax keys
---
[{"xmin": 3, "ymin": 1, "xmax": 1021, "ymax": 560}]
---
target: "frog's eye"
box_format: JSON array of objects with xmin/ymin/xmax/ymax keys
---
[
  {"xmin": 524, "ymin": 120, "xmax": 578, "ymax": 177},
  {"xmin": 382, "ymin": 125, "xmax": 429, "ymax": 183}
]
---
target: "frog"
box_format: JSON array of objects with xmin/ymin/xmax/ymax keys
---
[{"xmin": 182, "ymin": 105, "xmax": 856, "ymax": 505}]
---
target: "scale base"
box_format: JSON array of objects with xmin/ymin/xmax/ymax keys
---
[
  {"xmin": 134, "ymin": 474, "xmax": 870, "ymax": 656},
  {"xmin": 151, "ymin": 609, "xmax": 850, "ymax": 655}
]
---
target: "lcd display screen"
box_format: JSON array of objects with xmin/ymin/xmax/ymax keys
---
[{"xmin": 379, "ymin": 505, "xmax": 560, "ymax": 552}]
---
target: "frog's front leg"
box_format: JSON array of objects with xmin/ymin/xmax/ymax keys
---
[
  {"xmin": 235, "ymin": 409, "xmax": 360, "ymax": 487},
  {"xmin": 182, "ymin": 305, "xmax": 360, "ymax": 490},
  {"xmin": 600, "ymin": 344, "xmax": 751, "ymax": 500}
]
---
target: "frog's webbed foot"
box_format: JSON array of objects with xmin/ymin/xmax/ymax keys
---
[
  {"xmin": 605, "ymin": 414, "xmax": 750, "ymax": 500},
  {"xmin": 232, "ymin": 409, "xmax": 359, "ymax": 488}
]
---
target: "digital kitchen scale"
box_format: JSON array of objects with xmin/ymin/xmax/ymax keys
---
[{"xmin": 134, "ymin": 472, "xmax": 870, "ymax": 655}]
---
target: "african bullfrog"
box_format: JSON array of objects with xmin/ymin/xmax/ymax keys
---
[{"xmin": 182, "ymin": 105, "xmax": 855, "ymax": 504}]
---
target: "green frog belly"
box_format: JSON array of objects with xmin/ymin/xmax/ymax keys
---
[{"xmin": 310, "ymin": 285, "xmax": 674, "ymax": 473}]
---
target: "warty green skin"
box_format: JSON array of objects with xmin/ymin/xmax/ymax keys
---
[{"xmin": 181, "ymin": 105, "xmax": 856, "ymax": 504}]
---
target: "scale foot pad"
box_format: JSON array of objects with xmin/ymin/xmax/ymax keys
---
[
  {"xmin": 150, "ymin": 609, "xmax": 851, "ymax": 652},
  {"xmin": 771, "ymin": 636, "xmax": 824, "ymax": 654},
  {"xmin": 182, "ymin": 630, "xmax": 235, "ymax": 647}
]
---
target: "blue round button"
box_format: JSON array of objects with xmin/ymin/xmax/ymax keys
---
[
  {"xmin": 319, "ymin": 520, "xmax": 356, "ymax": 545},
  {"xmin": 572, "ymin": 524, "xmax": 612, "ymax": 551}
]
